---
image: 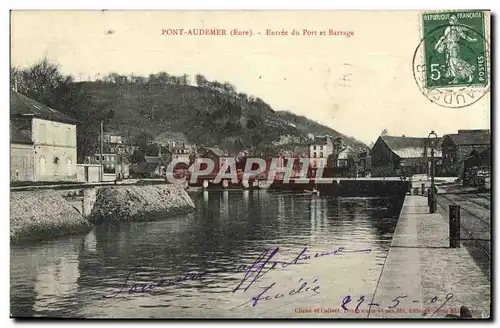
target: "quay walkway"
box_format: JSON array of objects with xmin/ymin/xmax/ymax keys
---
[{"xmin": 370, "ymin": 195, "xmax": 490, "ymax": 319}]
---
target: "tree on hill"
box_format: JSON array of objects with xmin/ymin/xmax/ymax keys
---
[
  {"xmin": 137, "ymin": 94, "xmax": 155, "ymax": 118},
  {"xmin": 132, "ymin": 130, "xmax": 155, "ymax": 150},
  {"xmin": 223, "ymin": 82, "xmax": 236, "ymax": 94},
  {"xmin": 195, "ymin": 74, "xmax": 207, "ymax": 87},
  {"xmin": 238, "ymin": 92, "xmax": 248, "ymax": 102},
  {"xmin": 179, "ymin": 74, "xmax": 190, "ymax": 86},
  {"xmin": 159, "ymin": 72, "xmax": 171, "ymax": 83},
  {"xmin": 11, "ymin": 58, "xmax": 72, "ymax": 105}
]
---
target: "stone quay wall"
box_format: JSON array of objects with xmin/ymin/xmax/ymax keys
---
[
  {"xmin": 11, "ymin": 183, "xmax": 195, "ymax": 242},
  {"xmin": 88, "ymin": 184, "xmax": 195, "ymax": 224}
]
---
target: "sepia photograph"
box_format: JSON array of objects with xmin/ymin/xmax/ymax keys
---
[{"xmin": 9, "ymin": 9, "xmax": 491, "ymax": 319}]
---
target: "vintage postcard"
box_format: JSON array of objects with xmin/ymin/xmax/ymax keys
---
[{"xmin": 9, "ymin": 10, "xmax": 491, "ymax": 319}]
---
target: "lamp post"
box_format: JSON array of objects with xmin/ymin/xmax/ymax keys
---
[
  {"xmin": 100, "ymin": 121, "xmax": 104, "ymax": 182},
  {"xmin": 428, "ymin": 130, "xmax": 438, "ymax": 213}
]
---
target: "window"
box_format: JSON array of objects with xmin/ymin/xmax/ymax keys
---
[
  {"xmin": 320, "ymin": 146, "xmax": 323, "ymax": 150},
  {"xmin": 66, "ymin": 158, "xmax": 72, "ymax": 172},
  {"xmin": 337, "ymin": 159, "xmax": 348, "ymax": 167},
  {"xmin": 66, "ymin": 127, "xmax": 72, "ymax": 146},
  {"xmin": 53, "ymin": 157, "xmax": 60, "ymax": 164},
  {"xmin": 39, "ymin": 123, "xmax": 47, "ymax": 143},
  {"xmin": 320, "ymin": 152, "xmax": 324, "ymax": 158},
  {"xmin": 39, "ymin": 157, "xmax": 46, "ymax": 175},
  {"xmin": 313, "ymin": 146, "xmax": 317, "ymax": 150},
  {"xmin": 95, "ymin": 155, "xmax": 100, "ymax": 161},
  {"xmin": 313, "ymin": 152, "xmax": 317, "ymax": 158}
]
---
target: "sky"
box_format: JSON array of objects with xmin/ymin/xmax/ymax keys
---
[{"xmin": 10, "ymin": 10, "xmax": 491, "ymax": 145}]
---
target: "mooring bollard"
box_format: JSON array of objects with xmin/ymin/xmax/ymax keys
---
[
  {"xmin": 430, "ymin": 192, "xmax": 437, "ymax": 213},
  {"xmin": 449, "ymin": 205, "xmax": 461, "ymax": 248},
  {"xmin": 421, "ymin": 183, "xmax": 425, "ymax": 195},
  {"xmin": 460, "ymin": 306, "xmax": 473, "ymax": 318}
]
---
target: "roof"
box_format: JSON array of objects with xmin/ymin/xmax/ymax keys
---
[
  {"xmin": 204, "ymin": 147, "xmax": 226, "ymax": 157},
  {"xmin": 10, "ymin": 123, "xmax": 33, "ymax": 145},
  {"xmin": 463, "ymin": 147, "xmax": 491, "ymax": 166},
  {"xmin": 138, "ymin": 156, "xmax": 166, "ymax": 173},
  {"xmin": 380, "ymin": 135, "xmax": 442, "ymax": 159},
  {"xmin": 144, "ymin": 156, "xmax": 166, "ymax": 165},
  {"xmin": 444, "ymin": 130, "xmax": 490, "ymax": 146},
  {"xmin": 310, "ymin": 136, "xmax": 330, "ymax": 146},
  {"xmin": 10, "ymin": 90, "xmax": 78, "ymax": 124}
]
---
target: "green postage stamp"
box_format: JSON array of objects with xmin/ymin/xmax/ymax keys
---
[{"xmin": 413, "ymin": 10, "xmax": 490, "ymax": 108}]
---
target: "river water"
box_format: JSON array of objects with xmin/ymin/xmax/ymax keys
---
[{"xmin": 10, "ymin": 190, "xmax": 404, "ymax": 318}]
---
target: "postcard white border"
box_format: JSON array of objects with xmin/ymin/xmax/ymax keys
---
[{"xmin": 2, "ymin": 1, "xmax": 497, "ymax": 327}]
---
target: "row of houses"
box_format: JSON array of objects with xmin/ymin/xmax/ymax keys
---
[
  {"xmin": 88, "ymin": 131, "xmax": 195, "ymax": 178},
  {"xmin": 305, "ymin": 129, "xmax": 490, "ymax": 180},
  {"xmin": 370, "ymin": 129, "xmax": 491, "ymax": 179},
  {"xmin": 129, "ymin": 147, "xmax": 227, "ymax": 178},
  {"xmin": 308, "ymin": 135, "xmax": 371, "ymax": 177},
  {"xmin": 10, "ymin": 88, "xmax": 490, "ymax": 183}
]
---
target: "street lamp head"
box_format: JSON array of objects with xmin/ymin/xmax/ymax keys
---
[{"xmin": 427, "ymin": 130, "xmax": 439, "ymax": 149}]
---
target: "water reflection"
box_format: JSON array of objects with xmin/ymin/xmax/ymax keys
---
[
  {"xmin": 11, "ymin": 237, "xmax": 83, "ymax": 317},
  {"xmin": 11, "ymin": 191, "xmax": 404, "ymax": 318}
]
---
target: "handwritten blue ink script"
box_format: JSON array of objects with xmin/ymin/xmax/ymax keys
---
[
  {"xmin": 103, "ymin": 245, "xmax": 371, "ymax": 301},
  {"xmin": 232, "ymin": 246, "xmax": 372, "ymax": 308},
  {"xmin": 103, "ymin": 267, "xmax": 206, "ymax": 298}
]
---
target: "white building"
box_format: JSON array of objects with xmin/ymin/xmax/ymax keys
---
[
  {"xmin": 309, "ymin": 136, "xmax": 334, "ymax": 168},
  {"xmin": 10, "ymin": 90, "xmax": 78, "ymax": 182}
]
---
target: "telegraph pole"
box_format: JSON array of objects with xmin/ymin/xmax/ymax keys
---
[{"xmin": 100, "ymin": 121, "xmax": 104, "ymax": 181}]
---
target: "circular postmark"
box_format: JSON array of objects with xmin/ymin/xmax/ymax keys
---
[{"xmin": 412, "ymin": 16, "xmax": 490, "ymax": 108}]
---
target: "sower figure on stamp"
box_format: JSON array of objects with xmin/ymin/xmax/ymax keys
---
[{"xmin": 434, "ymin": 15, "xmax": 477, "ymax": 84}]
